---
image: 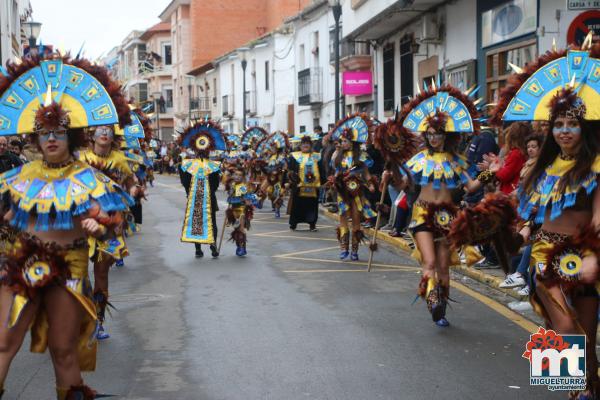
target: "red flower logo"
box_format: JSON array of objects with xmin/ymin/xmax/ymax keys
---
[{"xmin": 523, "ymin": 327, "xmax": 571, "ymax": 371}]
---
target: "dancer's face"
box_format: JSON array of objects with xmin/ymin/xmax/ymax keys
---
[
  {"xmin": 233, "ymin": 170, "xmax": 243, "ymax": 183},
  {"xmin": 341, "ymin": 138, "xmax": 351, "ymax": 150},
  {"xmin": 426, "ymin": 128, "xmax": 444, "ymax": 151},
  {"xmin": 300, "ymin": 142, "xmax": 311, "ymax": 153},
  {"xmin": 38, "ymin": 128, "xmax": 70, "ymax": 163},
  {"xmin": 94, "ymin": 125, "xmax": 114, "ymax": 146},
  {"xmin": 553, "ymin": 116, "xmax": 581, "ymax": 154}
]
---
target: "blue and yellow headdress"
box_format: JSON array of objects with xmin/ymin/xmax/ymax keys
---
[
  {"xmin": 329, "ymin": 114, "xmax": 373, "ymax": 143},
  {"xmin": 116, "ymin": 109, "xmax": 145, "ymax": 139},
  {"xmin": 491, "ymin": 32, "xmax": 600, "ymax": 124},
  {"xmin": 401, "ymin": 82, "xmax": 481, "ymax": 134},
  {"xmin": 177, "ymin": 119, "xmax": 226, "ymax": 154},
  {"xmin": 226, "ymin": 134, "xmax": 241, "ymax": 150},
  {"xmin": 290, "ymin": 132, "xmax": 320, "ymax": 144},
  {"xmin": 266, "ymin": 131, "xmax": 290, "ymax": 151},
  {"xmin": 241, "ymin": 127, "xmax": 269, "ymax": 149},
  {"xmin": 0, "ymin": 54, "xmax": 131, "ymax": 135}
]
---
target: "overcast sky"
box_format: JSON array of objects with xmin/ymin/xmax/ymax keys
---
[{"xmin": 30, "ymin": 0, "xmax": 167, "ymax": 60}]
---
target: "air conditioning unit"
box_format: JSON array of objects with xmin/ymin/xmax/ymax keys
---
[{"xmin": 421, "ymin": 15, "xmax": 440, "ymax": 43}]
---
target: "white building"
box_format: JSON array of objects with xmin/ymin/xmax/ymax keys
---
[
  {"xmin": 289, "ymin": 0, "xmax": 339, "ymax": 134},
  {"xmin": 190, "ymin": 26, "xmax": 297, "ymax": 135},
  {"xmin": 0, "ymin": 0, "xmax": 32, "ymax": 65}
]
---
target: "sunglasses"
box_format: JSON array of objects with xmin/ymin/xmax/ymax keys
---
[{"xmin": 38, "ymin": 129, "xmax": 68, "ymax": 142}]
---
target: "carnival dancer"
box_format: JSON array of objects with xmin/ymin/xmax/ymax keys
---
[
  {"xmin": 178, "ymin": 119, "xmax": 225, "ymax": 259},
  {"xmin": 260, "ymin": 131, "xmax": 289, "ymax": 218},
  {"xmin": 288, "ymin": 133, "xmax": 323, "ymax": 231},
  {"xmin": 327, "ymin": 114, "xmax": 377, "ymax": 261},
  {"xmin": 400, "ymin": 82, "xmax": 487, "ymax": 327},
  {"xmin": 79, "ymin": 121, "xmax": 140, "ymax": 340},
  {"xmin": 225, "ymin": 166, "xmax": 256, "ymax": 256},
  {"xmin": 0, "ymin": 54, "xmax": 132, "ymax": 399},
  {"xmin": 489, "ymin": 34, "xmax": 600, "ymax": 399}
]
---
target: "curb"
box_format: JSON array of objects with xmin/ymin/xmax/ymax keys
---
[{"xmin": 320, "ymin": 207, "xmax": 522, "ymax": 300}]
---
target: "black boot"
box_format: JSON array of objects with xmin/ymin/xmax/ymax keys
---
[
  {"xmin": 195, "ymin": 243, "xmax": 204, "ymax": 258},
  {"xmin": 210, "ymin": 244, "xmax": 219, "ymax": 258}
]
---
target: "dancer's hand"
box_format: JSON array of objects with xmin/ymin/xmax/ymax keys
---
[{"xmin": 81, "ymin": 218, "xmax": 106, "ymax": 238}]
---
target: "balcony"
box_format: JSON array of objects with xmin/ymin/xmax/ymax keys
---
[
  {"xmin": 334, "ymin": 41, "xmax": 372, "ymax": 71},
  {"xmin": 298, "ymin": 68, "xmax": 322, "ymax": 106},
  {"xmin": 190, "ymin": 97, "xmax": 212, "ymax": 120},
  {"xmin": 244, "ymin": 91, "xmax": 257, "ymax": 115},
  {"xmin": 138, "ymin": 60, "xmax": 172, "ymax": 77}
]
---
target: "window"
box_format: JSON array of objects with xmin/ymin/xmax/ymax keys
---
[
  {"xmin": 299, "ymin": 44, "xmax": 305, "ymax": 70},
  {"xmin": 299, "ymin": 125, "xmax": 306, "ymax": 133},
  {"xmin": 265, "ymin": 61, "xmax": 270, "ymax": 91},
  {"xmin": 399, "ymin": 37, "xmax": 413, "ymax": 107},
  {"xmin": 137, "ymin": 44, "xmax": 147, "ymax": 61},
  {"xmin": 485, "ymin": 39, "xmax": 536, "ymax": 103},
  {"xmin": 382, "ymin": 44, "xmax": 395, "ymax": 112},
  {"xmin": 163, "ymin": 44, "xmax": 172, "ymax": 65},
  {"xmin": 165, "ymin": 88, "xmax": 173, "ymax": 108},
  {"xmin": 138, "ymin": 82, "xmax": 148, "ymax": 102},
  {"xmin": 312, "ymin": 31, "xmax": 319, "ymax": 67}
]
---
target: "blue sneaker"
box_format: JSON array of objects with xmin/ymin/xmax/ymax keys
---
[
  {"xmin": 97, "ymin": 324, "xmax": 110, "ymax": 340},
  {"xmin": 115, "ymin": 259, "xmax": 124, "ymax": 267},
  {"xmin": 274, "ymin": 209, "xmax": 280, "ymax": 218},
  {"xmin": 340, "ymin": 251, "xmax": 349, "ymax": 260},
  {"xmin": 435, "ymin": 318, "xmax": 450, "ymax": 327},
  {"xmin": 239, "ymin": 247, "xmax": 247, "ymax": 256},
  {"xmin": 351, "ymin": 252, "xmax": 359, "ymax": 261}
]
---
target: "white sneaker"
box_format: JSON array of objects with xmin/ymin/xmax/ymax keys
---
[
  {"xmin": 499, "ymin": 272, "xmax": 526, "ymax": 288},
  {"xmin": 517, "ymin": 286, "xmax": 530, "ymax": 296},
  {"xmin": 508, "ymin": 301, "xmax": 532, "ymax": 311}
]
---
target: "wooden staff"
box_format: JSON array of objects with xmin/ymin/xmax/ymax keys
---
[
  {"xmin": 217, "ymin": 208, "xmax": 229, "ymax": 253},
  {"xmin": 367, "ymin": 183, "xmax": 388, "ymax": 272}
]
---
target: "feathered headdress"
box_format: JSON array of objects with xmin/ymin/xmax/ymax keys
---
[
  {"xmin": 0, "ymin": 53, "xmax": 131, "ymax": 135},
  {"xmin": 241, "ymin": 127, "xmax": 269, "ymax": 149},
  {"xmin": 373, "ymin": 118, "xmax": 421, "ymax": 166},
  {"xmin": 490, "ymin": 32, "xmax": 600, "ymax": 125},
  {"xmin": 266, "ymin": 131, "xmax": 290, "ymax": 151},
  {"xmin": 177, "ymin": 118, "xmax": 226, "ymax": 154},
  {"xmin": 401, "ymin": 81, "xmax": 481, "ymax": 134},
  {"xmin": 328, "ymin": 113, "xmax": 373, "ymax": 143},
  {"xmin": 116, "ymin": 108, "xmax": 152, "ymax": 143}
]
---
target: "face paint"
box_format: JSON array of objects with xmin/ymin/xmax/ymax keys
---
[
  {"xmin": 39, "ymin": 129, "xmax": 68, "ymax": 142},
  {"xmin": 94, "ymin": 126, "xmax": 114, "ymax": 139},
  {"xmin": 552, "ymin": 126, "xmax": 581, "ymax": 135}
]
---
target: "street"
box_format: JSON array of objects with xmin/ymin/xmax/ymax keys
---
[{"xmin": 5, "ymin": 175, "xmax": 562, "ymax": 400}]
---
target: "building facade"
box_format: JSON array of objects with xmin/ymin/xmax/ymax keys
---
[{"xmin": 0, "ymin": 0, "xmax": 32, "ymax": 65}]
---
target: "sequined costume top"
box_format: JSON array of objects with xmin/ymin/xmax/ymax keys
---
[
  {"xmin": 404, "ymin": 150, "xmax": 470, "ymax": 190},
  {"xmin": 519, "ymin": 155, "xmax": 600, "ymax": 224},
  {"xmin": 0, "ymin": 160, "xmax": 132, "ymax": 232}
]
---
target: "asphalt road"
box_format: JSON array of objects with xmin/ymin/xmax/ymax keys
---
[{"xmin": 5, "ymin": 174, "xmax": 564, "ymax": 400}]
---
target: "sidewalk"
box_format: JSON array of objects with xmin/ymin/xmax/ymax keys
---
[{"xmin": 320, "ymin": 208, "xmax": 523, "ymax": 301}]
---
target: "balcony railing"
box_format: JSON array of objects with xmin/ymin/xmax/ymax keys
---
[
  {"xmin": 244, "ymin": 91, "xmax": 257, "ymax": 115},
  {"xmin": 298, "ymin": 67, "xmax": 322, "ymax": 106},
  {"xmin": 190, "ymin": 97, "xmax": 211, "ymax": 112},
  {"xmin": 330, "ymin": 40, "xmax": 371, "ymax": 63}
]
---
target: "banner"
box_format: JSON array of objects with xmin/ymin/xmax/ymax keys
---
[{"xmin": 342, "ymin": 71, "xmax": 373, "ymax": 96}]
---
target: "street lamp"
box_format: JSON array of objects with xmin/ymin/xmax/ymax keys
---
[
  {"xmin": 329, "ymin": 0, "xmax": 342, "ymax": 122},
  {"xmin": 22, "ymin": 21, "xmax": 42, "ymax": 55},
  {"xmin": 152, "ymin": 91, "xmax": 162, "ymax": 141},
  {"xmin": 239, "ymin": 47, "xmax": 249, "ymax": 131},
  {"xmin": 186, "ymin": 75, "xmax": 195, "ymax": 123}
]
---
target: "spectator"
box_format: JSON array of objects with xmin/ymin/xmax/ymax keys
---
[
  {"xmin": 9, "ymin": 139, "xmax": 27, "ymax": 163},
  {"xmin": 481, "ymin": 122, "xmax": 529, "ymax": 195},
  {"xmin": 312, "ymin": 125, "xmax": 324, "ymax": 153},
  {"xmin": 0, "ymin": 136, "xmax": 23, "ymax": 173},
  {"xmin": 159, "ymin": 96, "xmax": 166, "ymax": 113}
]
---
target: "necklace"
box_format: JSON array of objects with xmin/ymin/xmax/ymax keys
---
[
  {"xmin": 43, "ymin": 158, "xmax": 74, "ymax": 169},
  {"xmin": 559, "ymin": 153, "xmax": 576, "ymax": 161}
]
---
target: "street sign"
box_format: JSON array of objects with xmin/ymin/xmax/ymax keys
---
[
  {"xmin": 567, "ymin": 10, "xmax": 600, "ymax": 46},
  {"xmin": 567, "ymin": 0, "xmax": 600, "ymax": 10}
]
